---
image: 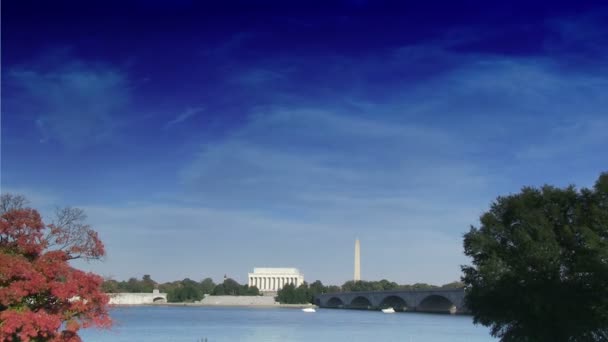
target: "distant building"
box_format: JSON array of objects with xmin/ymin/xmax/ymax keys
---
[
  {"xmin": 354, "ymin": 238, "xmax": 361, "ymax": 281},
  {"xmin": 248, "ymin": 267, "xmax": 304, "ymax": 293}
]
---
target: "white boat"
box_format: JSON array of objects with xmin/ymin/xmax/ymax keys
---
[
  {"xmin": 381, "ymin": 307, "xmax": 395, "ymax": 313},
  {"xmin": 302, "ymin": 308, "xmax": 316, "ymax": 313}
]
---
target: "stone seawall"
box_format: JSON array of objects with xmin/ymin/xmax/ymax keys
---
[
  {"xmin": 108, "ymin": 290, "xmax": 167, "ymax": 305},
  {"xmin": 200, "ymin": 295, "xmax": 277, "ymax": 306}
]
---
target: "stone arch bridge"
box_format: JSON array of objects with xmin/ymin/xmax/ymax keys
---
[{"xmin": 315, "ymin": 288, "xmax": 467, "ymax": 314}]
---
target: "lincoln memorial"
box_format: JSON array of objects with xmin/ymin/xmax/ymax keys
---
[{"xmin": 248, "ymin": 268, "xmax": 304, "ymax": 292}]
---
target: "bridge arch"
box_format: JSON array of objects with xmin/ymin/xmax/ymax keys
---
[
  {"xmin": 153, "ymin": 297, "xmax": 167, "ymax": 303},
  {"xmin": 417, "ymin": 294, "xmax": 456, "ymax": 314},
  {"xmin": 350, "ymin": 296, "xmax": 372, "ymax": 309},
  {"xmin": 327, "ymin": 297, "xmax": 344, "ymax": 308},
  {"xmin": 379, "ymin": 295, "xmax": 407, "ymax": 312}
]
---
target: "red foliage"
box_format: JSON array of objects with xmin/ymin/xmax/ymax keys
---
[{"xmin": 0, "ymin": 208, "xmax": 111, "ymax": 341}]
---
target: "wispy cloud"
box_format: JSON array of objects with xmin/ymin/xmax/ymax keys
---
[
  {"xmin": 163, "ymin": 107, "xmax": 204, "ymax": 129},
  {"xmin": 179, "ymin": 108, "xmax": 486, "ymax": 210},
  {"xmin": 6, "ymin": 9, "xmax": 608, "ymax": 286},
  {"xmin": 517, "ymin": 116, "xmax": 608, "ymax": 160},
  {"xmin": 6, "ymin": 55, "xmax": 131, "ymax": 150},
  {"xmin": 163, "ymin": 51, "xmax": 608, "ymax": 284}
]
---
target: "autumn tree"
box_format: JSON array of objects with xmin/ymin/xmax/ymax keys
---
[
  {"xmin": 0, "ymin": 194, "xmax": 111, "ymax": 342},
  {"xmin": 462, "ymin": 172, "xmax": 608, "ymax": 341}
]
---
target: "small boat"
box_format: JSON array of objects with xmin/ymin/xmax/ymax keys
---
[
  {"xmin": 381, "ymin": 307, "xmax": 395, "ymax": 313},
  {"xmin": 302, "ymin": 308, "xmax": 316, "ymax": 313}
]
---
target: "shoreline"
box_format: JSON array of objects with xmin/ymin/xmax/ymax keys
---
[{"xmin": 110, "ymin": 303, "xmax": 317, "ymax": 309}]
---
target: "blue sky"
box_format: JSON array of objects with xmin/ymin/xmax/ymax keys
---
[{"xmin": 2, "ymin": 1, "xmax": 608, "ymax": 285}]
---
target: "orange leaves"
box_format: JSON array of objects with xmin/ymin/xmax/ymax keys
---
[{"xmin": 0, "ymin": 208, "xmax": 111, "ymax": 341}]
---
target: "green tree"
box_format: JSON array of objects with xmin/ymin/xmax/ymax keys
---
[
  {"xmin": 141, "ymin": 274, "xmax": 156, "ymax": 292},
  {"xmin": 102, "ymin": 279, "xmax": 120, "ymax": 293},
  {"xmin": 309, "ymin": 280, "xmax": 326, "ymax": 298},
  {"xmin": 410, "ymin": 283, "xmax": 437, "ymax": 290},
  {"xmin": 462, "ymin": 172, "xmax": 608, "ymax": 341},
  {"xmin": 342, "ymin": 280, "xmax": 400, "ymax": 292},
  {"xmin": 167, "ymin": 278, "xmax": 203, "ymax": 302},
  {"xmin": 294, "ymin": 283, "xmax": 311, "ymax": 303},
  {"xmin": 200, "ymin": 277, "xmax": 216, "ymax": 294},
  {"xmin": 212, "ymin": 284, "xmax": 226, "ymax": 295},
  {"xmin": 241, "ymin": 285, "xmax": 260, "ymax": 296},
  {"xmin": 378, "ymin": 279, "xmax": 398, "ymax": 290},
  {"xmin": 222, "ymin": 278, "xmax": 240, "ymax": 295},
  {"xmin": 277, "ymin": 283, "xmax": 313, "ymax": 304},
  {"xmin": 440, "ymin": 281, "xmax": 464, "ymax": 289},
  {"xmin": 277, "ymin": 283, "xmax": 296, "ymax": 303},
  {"xmin": 326, "ymin": 285, "xmax": 341, "ymax": 293},
  {"xmin": 125, "ymin": 277, "xmax": 143, "ymax": 292}
]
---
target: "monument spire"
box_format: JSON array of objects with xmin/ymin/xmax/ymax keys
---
[{"xmin": 354, "ymin": 238, "xmax": 361, "ymax": 281}]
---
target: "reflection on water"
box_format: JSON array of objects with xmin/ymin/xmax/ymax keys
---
[{"xmin": 81, "ymin": 306, "xmax": 496, "ymax": 342}]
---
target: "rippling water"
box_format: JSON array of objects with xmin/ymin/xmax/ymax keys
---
[{"xmin": 81, "ymin": 306, "xmax": 496, "ymax": 342}]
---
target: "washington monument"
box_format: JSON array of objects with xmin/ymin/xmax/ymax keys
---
[{"xmin": 354, "ymin": 238, "xmax": 361, "ymax": 281}]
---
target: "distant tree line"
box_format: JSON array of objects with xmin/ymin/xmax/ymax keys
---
[
  {"xmin": 277, "ymin": 279, "xmax": 464, "ymax": 304},
  {"xmin": 103, "ymin": 276, "xmax": 463, "ymax": 304},
  {"xmin": 340, "ymin": 279, "xmax": 463, "ymax": 292},
  {"xmin": 276, "ymin": 280, "xmax": 335, "ymax": 304},
  {"xmin": 102, "ymin": 275, "xmax": 259, "ymax": 302}
]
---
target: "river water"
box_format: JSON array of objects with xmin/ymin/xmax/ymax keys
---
[{"xmin": 81, "ymin": 306, "xmax": 496, "ymax": 342}]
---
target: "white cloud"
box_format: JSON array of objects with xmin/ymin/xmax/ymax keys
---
[
  {"xmin": 165, "ymin": 106, "xmax": 492, "ymax": 284},
  {"xmin": 517, "ymin": 116, "xmax": 608, "ymax": 160},
  {"xmin": 164, "ymin": 107, "xmax": 204, "ymax": 129},
  {"xmin": 16, "ymin": 42, "xmax": 608, "ymax": 286},
  {"xmin": 7, "ymin": 58, "xmax": 130, "ymax": 150},
  {"xmin": 162, "ymin": 55, "xmax": 608, "ymax": 285},
  {"xmin": 180, "ymin": 108, "xmax": 487, "ymax": 210}
]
